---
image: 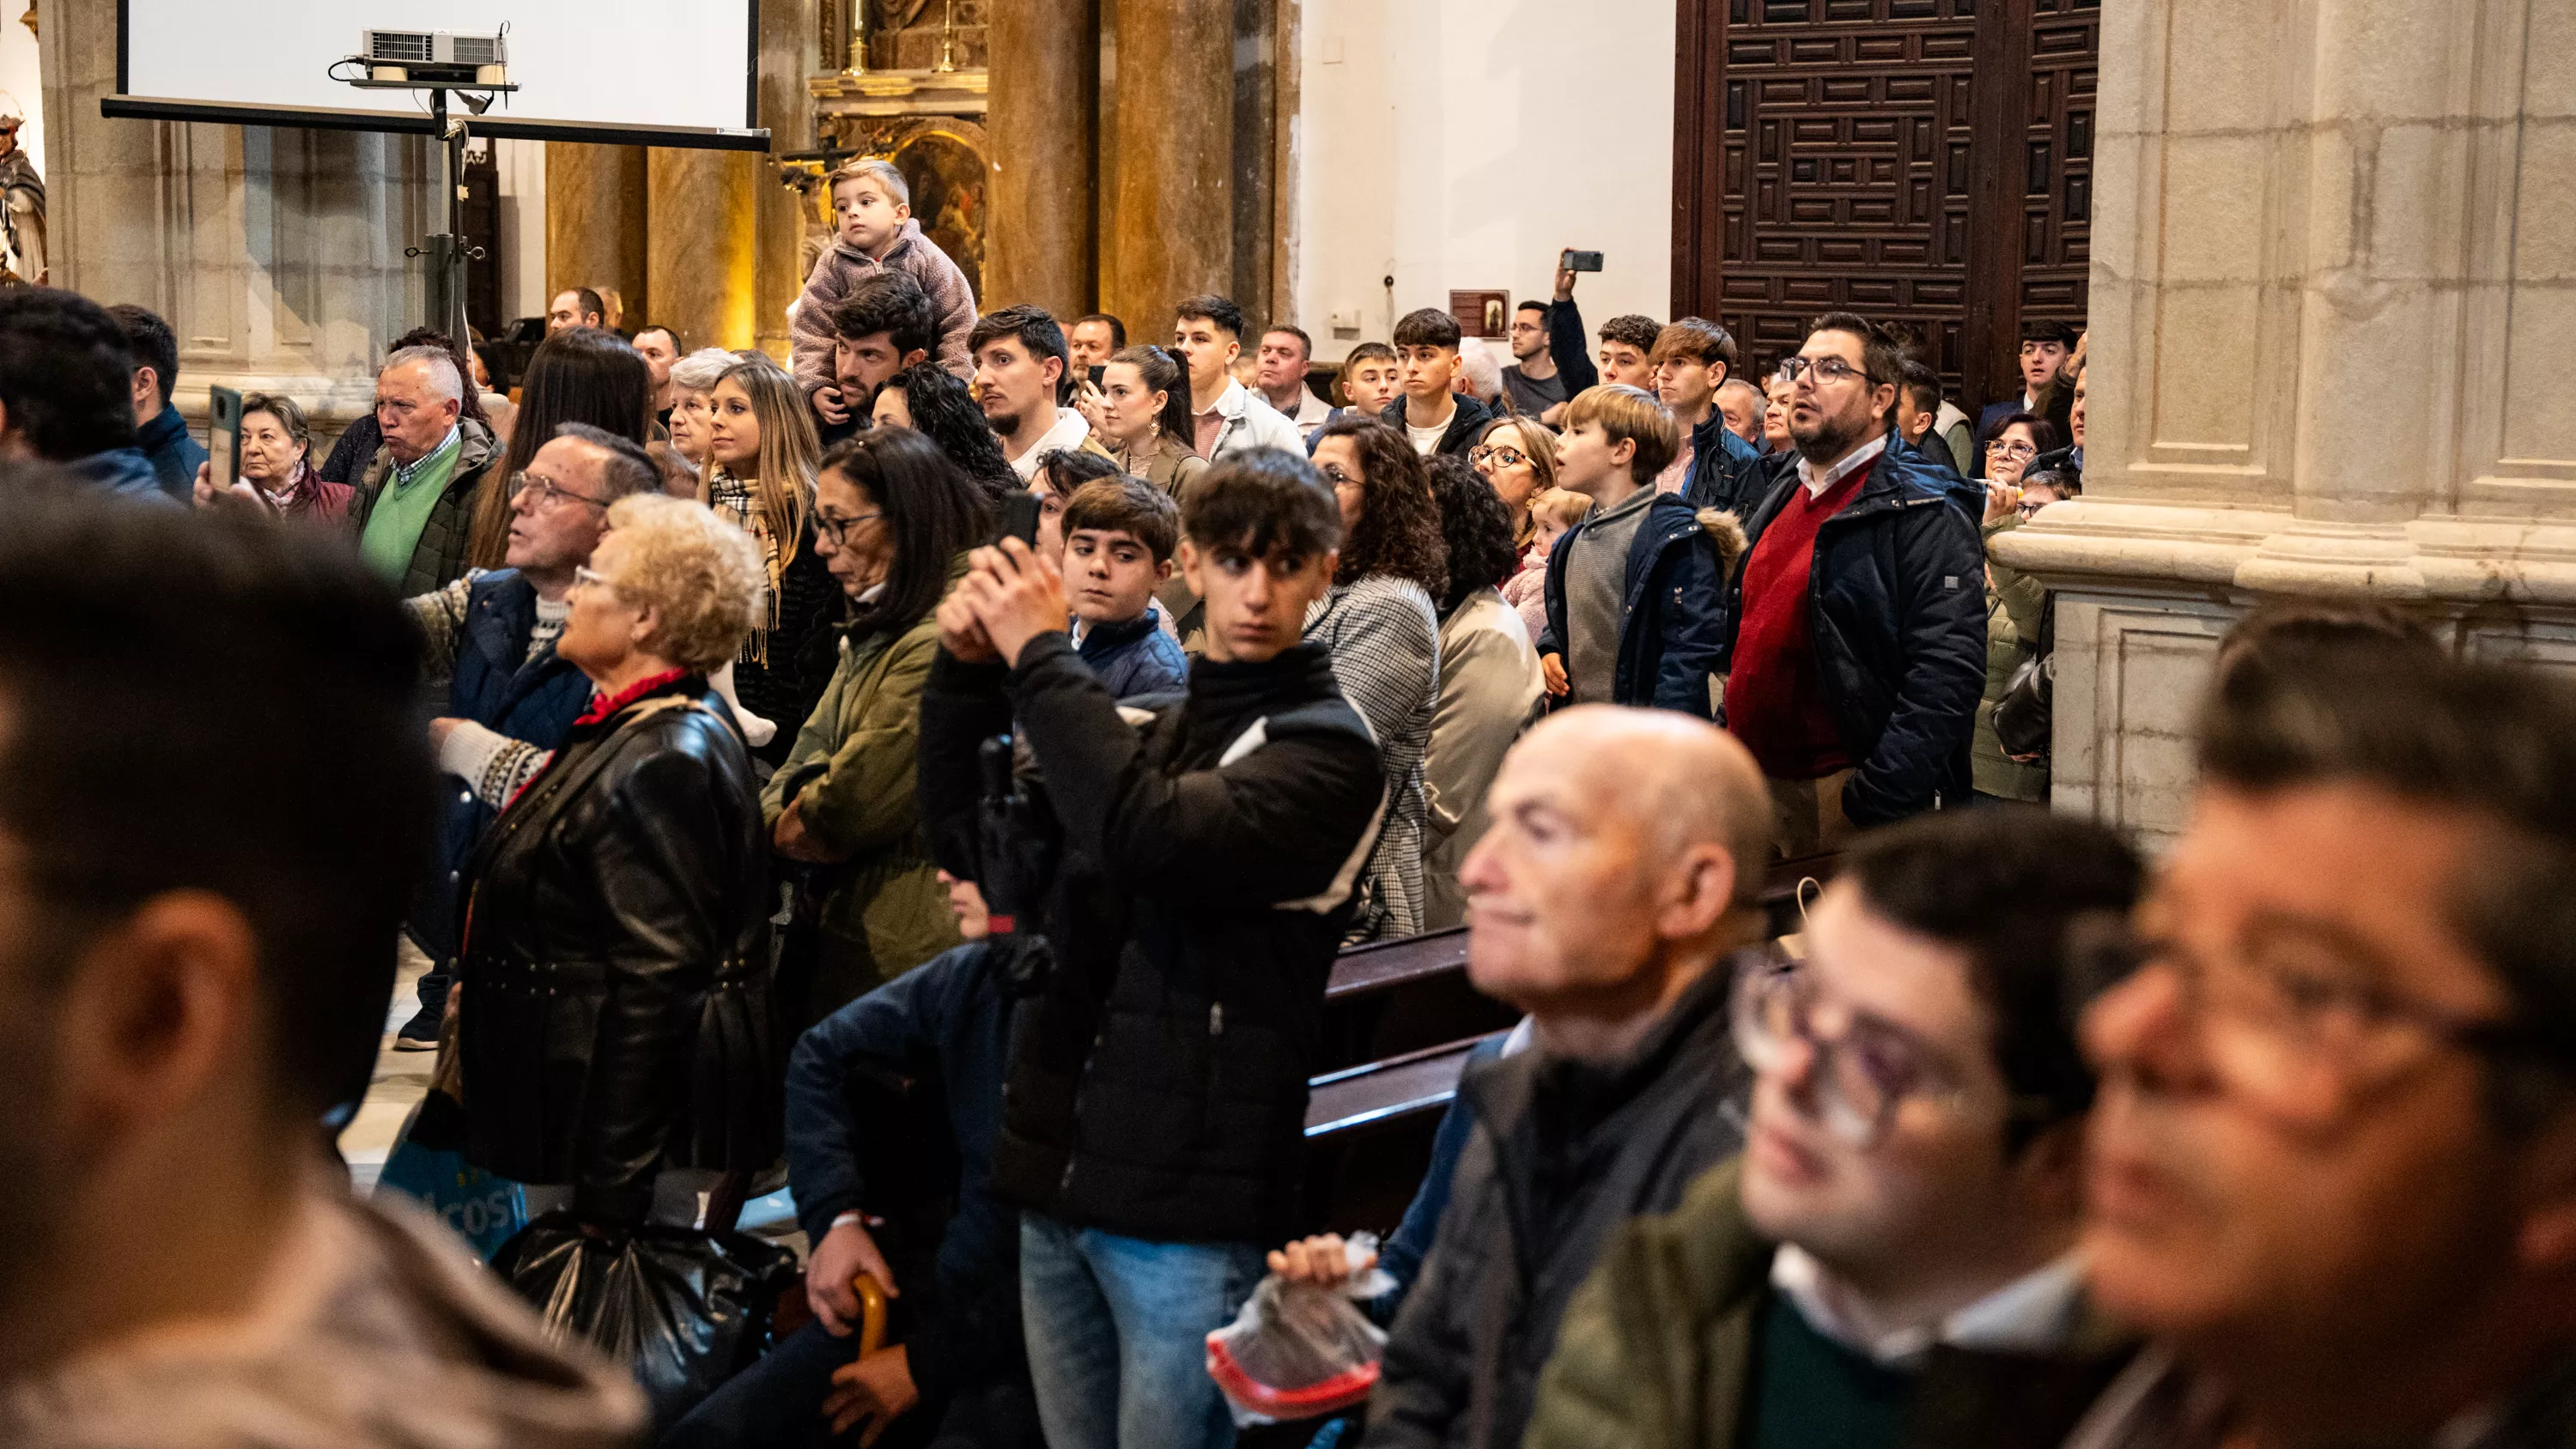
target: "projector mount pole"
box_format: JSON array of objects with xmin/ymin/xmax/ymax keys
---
[{"xmin": 409, "ymin": 87, "xmax": 478, "ymax": 353}]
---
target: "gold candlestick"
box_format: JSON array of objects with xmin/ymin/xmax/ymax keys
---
[{"xmin": 934, "ymin": 0, "xmax": 958, "ymax": 73}]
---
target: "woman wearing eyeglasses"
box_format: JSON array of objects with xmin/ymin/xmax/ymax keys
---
[
  {"xmin": 762, "ymin": 429, "xmax": 993, "ymax": 1026},
  {"xmin": 1974, "ymin": 413, "xmax": 2063, "ymax": 804},
  {"xmin": 457, "ymin": 494, "xmax": 782, "ymax": 1239},
  {"xmin": 1471, "ymin": 415, "xmax": 1561, "ymax": 561},
  {"xmin": 703, "ymin": 358, "xmax": 842, "ymax": 765}
]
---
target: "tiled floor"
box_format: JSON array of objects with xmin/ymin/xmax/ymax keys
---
[{"xmin": 338, "ymin": 942, "xmax": 436, "ymax": 1196}]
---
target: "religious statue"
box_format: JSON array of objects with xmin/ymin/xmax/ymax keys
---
[{"xmin": 0, "ymin": 92, "xmax": 43, "ymax": 287}]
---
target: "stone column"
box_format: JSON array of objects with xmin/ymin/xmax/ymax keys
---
[
  {"xmin": 1990, "ymin": 0, "xmax": 2576, "ymax": 845},
  {"xmin": 647, "ymin": 148, "xmax": 762, "ymax": 353},
  {"xmin": 984, "ymin": 0, "xmax": 1097, "ymax": 318},
  {"xmin": 39, "ymin": 0, "xmax": 430, "ymax": 452},
  {"xmin": 1104, "ymin": 0, "xmax": 1231, "ymax": 334},
  {"xmin": 544, "ymin": 142, "xmax": 647, "ymax": 322}
]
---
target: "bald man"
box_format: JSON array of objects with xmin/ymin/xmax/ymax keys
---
[{"xmin": 1359, "ymin": 706, "xmax": 1774, "ymax": 1449}]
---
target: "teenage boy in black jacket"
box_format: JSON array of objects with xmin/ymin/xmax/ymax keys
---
[{"xmin": 918, "ymin": 448, "xmax": 1388, "ymax": 1449}]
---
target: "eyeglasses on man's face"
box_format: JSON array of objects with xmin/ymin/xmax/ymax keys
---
[
  {"xmin": 513, "ymin": 470, "xmax": 612, "ymax": 512},
  {"xmin": 1777, "ymin": 355, "xmax": 1866, "ymax": 387},
  {"xmin": 1732, "ymin": 961, "xmax": 1983, "ymax": 1148},
  {"xmin": 2117, "ymin": 922, "xmax": 2553, "ymax": 1130}
]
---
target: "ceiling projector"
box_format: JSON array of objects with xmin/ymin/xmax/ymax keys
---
[{"xmin": 361, "ymin": 29, "xmax": 509, "ymax": 87}]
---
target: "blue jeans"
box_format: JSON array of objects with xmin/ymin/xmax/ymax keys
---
[{"xmin": 1018, "ymin": 1212, "xmax": 1265, "ymax": 1449}]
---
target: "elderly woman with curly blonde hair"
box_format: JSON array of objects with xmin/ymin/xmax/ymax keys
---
[{"xmin": 457, "ymin": 493, "xmax": 787, "ymax": 1231}]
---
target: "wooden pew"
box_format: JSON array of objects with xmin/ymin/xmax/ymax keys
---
[{"xmin": 1300, "ymin": 851, "xmax": 1840, "ymax": 1232}]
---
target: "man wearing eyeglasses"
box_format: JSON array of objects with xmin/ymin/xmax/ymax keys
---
[
  {"xmin": 1523, "ymin": 805, "xmax": 2142, "ymax": 1449},
  {"xmin": 1718, "ymin": 312, "xmax": 1987, "ymax": 855},
  {"xmin": 389, "ymin": 423, "xmax": 666, "ymax": 1048},
  {"xmin": 2071, "ymin": 641, "xmax": 2576, "ymax": 1449}
]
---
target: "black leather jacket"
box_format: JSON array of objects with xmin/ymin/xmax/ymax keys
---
[{"xmin": 458, "ymin": 673, "xmax": 782, "ymax": 1225}]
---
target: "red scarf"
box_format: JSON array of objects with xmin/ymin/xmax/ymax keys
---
[{"xmin": 574, "ymin": 668, "xmax": 691, "ymax": 728}]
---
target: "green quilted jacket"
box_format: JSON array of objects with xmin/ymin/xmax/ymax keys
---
[{"xmin": 760, "ymin": 561, "xmax": 966, "ymax": 1020}]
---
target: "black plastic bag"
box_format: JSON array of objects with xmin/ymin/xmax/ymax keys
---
[{"xmin": 493, "ymin": 1212, "xmax": 798, "ymax": 1427}]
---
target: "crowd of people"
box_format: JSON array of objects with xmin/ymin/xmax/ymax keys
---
[{"xmin": 0, "ymin": 149, "xmax": 2563, "ymax": 1449}]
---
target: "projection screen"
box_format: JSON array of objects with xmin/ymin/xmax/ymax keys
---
[{"xmin": 106, "ymin": 0, "xmax": 766, "ymax": 150}]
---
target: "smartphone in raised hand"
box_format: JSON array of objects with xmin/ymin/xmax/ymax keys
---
[{"xmin": 208, "ymin": 385, "xmax": 244, "ymax": 493}]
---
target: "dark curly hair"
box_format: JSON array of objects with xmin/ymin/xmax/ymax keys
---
[
  {"xmin": 884, "ymin": 361, "xmax": 1017, "ymax": 500},
  {"xmin": 1425, "ymin": 455, "xmax": 1518, "ymax": 616},
  {"xmin": 1314, "ymin": 415, "xmax": 1445, "ymax": 600}
]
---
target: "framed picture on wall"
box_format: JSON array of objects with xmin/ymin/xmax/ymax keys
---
[{"xmin": 1449, "ymin": 289, "xmax": 1510, "ymax": 339}]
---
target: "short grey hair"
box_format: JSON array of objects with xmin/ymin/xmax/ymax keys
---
[
  {"xmin": 383, "ymin": 345, "xmax": 464, "ymax": 403},
  {"xmin": 551, "ymin": 422, "xmax": 662, "ymax": 503},
  {"xmin": 667, "ymin": 347, "xmax": 739, "ymax": 396},
  {"xmin": 1455, "ymin": 338, "xmax": 1504, "ymax": 406}
]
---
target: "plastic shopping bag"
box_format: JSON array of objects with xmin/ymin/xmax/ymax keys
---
[
  {"xmin": 373, "ymin": 1092, "xmax": 528, "ymax": 1260},
  {"xmin": 1205, "ymin": 1234, "xmax": 1395, "ymax": 1427},
  {"xmin": 493, "ymin": 1213, "xmax": 799, "ymax": 1428}
]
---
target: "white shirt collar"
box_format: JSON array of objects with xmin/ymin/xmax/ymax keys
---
[
  {"xmin": 1770, "ymin": 1244, "xmax": 2087, "ymax": 1367},
  {"xmin": 1206, "ymin": 378, "xmax": 1250, "ymax": 421},
  {"xmin": 1795, "ymin": 431, "xmax": 1887, "ymax": 500},
  {"xmin": 1009, "ymin": 408, "xmax": 1093, "ymax": 480}
]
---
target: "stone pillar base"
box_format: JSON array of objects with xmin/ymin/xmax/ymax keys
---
[{"xmin": 1995, "ymin": 504, "xmax": 2576, "ymax": 847}]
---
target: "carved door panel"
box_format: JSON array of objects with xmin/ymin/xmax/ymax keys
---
[
  {"xmin": 2018, "ymin": 0, "xmax": 2098, "ymax": 335},
  {"xmin": 1686, "ymin": 0, "xmax": 1983, "ymax": 387},
  {"xmin": 1673, "ymin": 0, "xmax": 2100, "ymax": 410}
]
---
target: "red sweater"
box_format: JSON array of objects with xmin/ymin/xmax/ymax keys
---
[{"xmin": 1727, "ymin": 470, "xmax": 1867, "ymax": 779}]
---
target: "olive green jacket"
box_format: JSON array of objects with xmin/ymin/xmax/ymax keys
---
[
  {"xmin": 1522, "ymin": 1157, "xmax": 1772, "ymax": 1449},
  {"xmin": 1972, "ymin": 514, "xmax": 2050, "ymax": 803},
  {"xmin": 761, "ymin": 567, "xmax": 964, "ymax": 1015},
  {"xmin": 1524, "ymin": 1155, "xmax": 2135, "ymax": 1449}
]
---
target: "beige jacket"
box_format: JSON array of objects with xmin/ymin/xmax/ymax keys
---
[{"xmin": 0, "ymin": 1191, "xmax": 646, "ymax": 1449}]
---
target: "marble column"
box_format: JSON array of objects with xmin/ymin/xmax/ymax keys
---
[
  {"xmin": 544, "ymin": 142, "xmax": 648, "ymax": 324},
  {"xmin": 1989, "ymin": 0, "xmax": 2576, "ymax": 846},
  {"xmin": 1104, "ymin": 0, "xmax": 1232, "ymax": 335},
  {"xmin": 647, "ymin": 147, "xmax": 762, "ymax": 353},
  {"xmin": 985, "ymin": 0, "xmax": 1097, "ymax": 318},
  {"xmin": 39, "ymin": 0, "xmax": 430, "ymax": 451}
]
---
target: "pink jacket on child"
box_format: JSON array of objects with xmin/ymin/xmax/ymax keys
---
[
  {"xmin": 789, "ymin": 217, "xmax": 978, "ymax": 394},
  {"xmin": 1503, "ymin": 550, "xmax": 1550, "ymax": 648}
]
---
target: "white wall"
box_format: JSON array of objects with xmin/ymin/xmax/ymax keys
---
[
  {"xmin": 1291, "ymin": 0, "xmax": 1676, "ymax": 364},
  {"xmin": 491, "ymin": 137, "xmax": 546, "ymax": 324},
  {"xmin": 0, "ymin": 8, "xmax": 41, "ymax": 194}
]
